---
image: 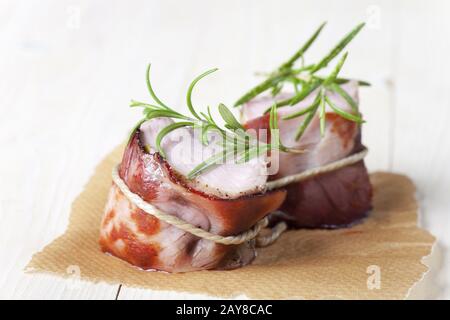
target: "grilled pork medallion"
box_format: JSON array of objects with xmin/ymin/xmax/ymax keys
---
[
  {"xmin": 99, "ymin": 120, "xmax": 286, "ymax": 272},
  {"xmin": 243, "ymin": 82, "xmax": 372, "ymax": 228}
]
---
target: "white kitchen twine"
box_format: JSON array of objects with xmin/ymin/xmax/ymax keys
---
[{"xmin": 111, "ymin": 148, "xmax": 368, "ymax": 247}]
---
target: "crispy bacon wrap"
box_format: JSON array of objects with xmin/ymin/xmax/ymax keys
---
[
  {"xmin": 243, "ymin": 81, "xmax": 372, "ymax": 228},
  {"xmin": 100, "ymin": 121, "xmax": 286, "ymax": 272}
]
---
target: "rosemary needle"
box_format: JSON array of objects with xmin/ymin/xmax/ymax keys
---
[
  {"xmin": 146, "ymin": 64, "xmax": 170, "ymax": 110},
  {"xmin": 234, "ymin": 68, "xmax": 294, "ymax": 107},
  {"xmin": 294, "ymin": 96, "xmax": 320, "ymax": 140},
  {"xmin": 311, "ymin": 22, "xmax": 365, "ymax": 73},
  {"xmin": 319, "ymin": 90, "xmax": 326, "ymax": 136},
  {"xmin": 187, "ymin": 68, "xmax": 218, "ymax": 120},
  {"xmin": 279, "ymin": 21, "xmax": 327, "ymax": 71},
  {"xmin": 329, "ymin": 83, "xmax": 359, "ymax": 113},
  {"xmin": 324, "ymin": 95, "xmax": 364, "ymax": 124}
]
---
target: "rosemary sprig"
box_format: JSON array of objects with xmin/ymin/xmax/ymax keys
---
[
  {"xmin": 234, "ymin": 22, "xmax": 368, "ymax": 142},
  {"xmin": 235, "ymin": 22, "xmax": 367, "ymax": 108},
  {"xmin": 234, "ymin": 23, "xmax": 327, "ymax": 107},
  {"xmin": 282, "ymin": 51, "xmax": 364, "ymax": 140},
  {"xmin": 130, "ymin": 64, "xmax": 297, "ymax": 179}
]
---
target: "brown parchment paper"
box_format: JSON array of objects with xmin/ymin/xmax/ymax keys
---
[{"xmin": 26, "ymin": 145, "xmax": 436, "ymax": 299}]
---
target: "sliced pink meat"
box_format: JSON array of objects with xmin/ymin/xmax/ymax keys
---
[{"xmin": 243, "ymin": 81, "xmax": 372, "ymax": 228}]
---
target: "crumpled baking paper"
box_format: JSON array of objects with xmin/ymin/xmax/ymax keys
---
[{"xmin": 26, "ymin": 145, "xmax": 436, "ymax": 299}]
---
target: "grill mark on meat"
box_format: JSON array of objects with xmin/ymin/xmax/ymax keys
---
[
  {"xmin": 103, "ymin": 222, "xmax": 161, "ymax": 269},
  {"xmin": 102, "ymin": 209, "xmax": 116, "ymax": 228},
  {"xmin": 123, "ymin": 239, "xmax": 160, "ymax": 270},
  {"xmin": 131, "ymin": 208, "xmax": 160, "ymax": 236}
]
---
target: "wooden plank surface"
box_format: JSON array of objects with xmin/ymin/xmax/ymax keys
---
[
  {"xmin": 0, "ymin": 0, "xmax": 447, "ymax": 299},
  {"xmin": 390, "ymin": 0, "xmax": 450, "ymax": 298}
]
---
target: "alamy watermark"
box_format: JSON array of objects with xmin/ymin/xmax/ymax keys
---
[
  {"xmin": 66, "ymin": 265, "xmax": 82, "ymax": 290},
  {"xmin": 366, "ymin": 265, "xmax": 381, "ymax": 290},
  {"xmin": 366, "ymin": 5, "xmax": 381, "ymax": 30},
  {"xmin": 66, "ymin": 5, "xmax": 81, "ymax": 30}
]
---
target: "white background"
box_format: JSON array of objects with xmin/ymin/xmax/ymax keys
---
[{"xmin": 0, "ymin": 0, "xmax": 449, "ymax": 299}]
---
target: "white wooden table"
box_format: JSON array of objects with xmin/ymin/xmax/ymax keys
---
[{"xmin": 0, "ymin": 0, "xmax": 448, "ymax": 299}]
